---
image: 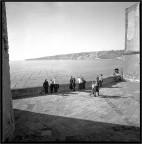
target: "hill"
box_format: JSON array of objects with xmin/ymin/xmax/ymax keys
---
[{"xmin": 26, "ymin": 50, "xmax": 124, "ymax": 60}]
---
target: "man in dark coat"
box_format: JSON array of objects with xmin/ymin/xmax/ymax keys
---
[
  {"xmin": 43, "ymin": 79, "xmax": 49, "ymax": 94},
  {"xmin": 96, "ymin": 75, "xmax": 100, "ymax": 86},
  {"xmin": 82, "ymin": 78, "xmax": 86, "ymax": 89},
  {"xmin": 69, "ymin": 76, "xmax": 73, "ymax": 91},
  {"xmin": 72, "ymin": 78, "xmax": 76, "ymax": 91}
]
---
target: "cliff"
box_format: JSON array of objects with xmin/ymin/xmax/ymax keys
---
[{"xmin": 26, "ymin": 50, "xmax": 124, "ymax": 60}]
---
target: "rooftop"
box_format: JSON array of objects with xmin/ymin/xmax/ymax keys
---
[{"xmin": 12, "ymin": 80, "xmax": 140, "ymax": 142}]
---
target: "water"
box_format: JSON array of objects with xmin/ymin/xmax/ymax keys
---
[{"xmin": 10, "ymin": 59, "xmax": 123, "ymax": 89}]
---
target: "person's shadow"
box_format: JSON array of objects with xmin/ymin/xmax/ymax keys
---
[{"xmin": 98, "ymin": 95, "xmax": 127, "ymax": 99}]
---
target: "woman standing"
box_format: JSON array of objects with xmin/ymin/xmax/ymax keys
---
[
  {"xmin": 49, "ymin": 79, "xmax": 54, "ymax": 93},
  {"xmin": 99, "ymin": 74, "xmax": 103, "ymax": 87}
]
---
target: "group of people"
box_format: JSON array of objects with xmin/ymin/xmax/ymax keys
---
[
  {"xmin": 43, "ymin": 79, "xmax": 59, "ymax": 94},
  {"xmin": 69, "ymin": 76, "xmax": 86, "ymax": 91},
  {"xmin": 42, "ymin": 68, "xmax": 122, "ymax": 96},
  {"xmin": 42, "ymin": 75, "xmax": 103, "ymax": 95},
  {"xmin": 91, "ymin": 68, "xmax": 123, "ymax": 97},
  {"xmin": 69, "ymin": 74, "xmax": 103, "ymax": 97}
]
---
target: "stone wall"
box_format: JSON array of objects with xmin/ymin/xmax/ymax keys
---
[
  {"xmin": 125, "ymin": 3, "xmax": 139, "ymax": 52},
  {"xmin": 123, "ymin": 3, "xmax": 140, "ymax": 81},
  {"xmin": 12, "ymin": 76, "xmax": 116, "ymax": 99},
  {"xmin": 122, "ymin": 54, "xmax": 140, "ymax": 81},
  {"xmin": 2, "ymin": 2, "xmax": 15, "ymax": 142}
]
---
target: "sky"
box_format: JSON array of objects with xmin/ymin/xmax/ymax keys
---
[{"xmin": 6, "ymin": 2, "xmax": 137, "ymax": 61}]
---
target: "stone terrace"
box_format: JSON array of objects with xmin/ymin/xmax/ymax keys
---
[{"xmin": 12, "ymin": 81, "xmax": 140, "ymax": 142}]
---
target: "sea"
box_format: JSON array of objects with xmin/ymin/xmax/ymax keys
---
[{"xmin": 10, "ymin": 59, "xmax": 123, "ymax": 89}]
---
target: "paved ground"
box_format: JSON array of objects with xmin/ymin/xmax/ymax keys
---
[{"xmin": 12, "ymin": 81, "xmax": 140, "ymax": 142}]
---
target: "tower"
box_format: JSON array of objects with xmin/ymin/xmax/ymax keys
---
[{"xmin": 123, "ymin": 3, "xmax": 140, "ymax": 81}]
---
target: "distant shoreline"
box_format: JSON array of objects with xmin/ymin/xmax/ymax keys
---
[
  {"xmin": 25, "ymin": 50, "xmax": 124, "ymax": 61},
  {"xmin": 25, "ymin": 58, "xmax": 122, "ymax": 61}
]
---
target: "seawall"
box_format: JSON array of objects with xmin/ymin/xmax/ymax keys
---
[{"xmin": 12, "ymin": 76, "xmax": 118, "ymax": 99}]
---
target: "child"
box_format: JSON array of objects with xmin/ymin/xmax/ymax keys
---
[{"xmin": 91, "ymin": 81, "xmax": 99, "ymax": 97}]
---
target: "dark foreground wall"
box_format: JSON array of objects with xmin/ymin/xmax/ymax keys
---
[
  {"xmin": 12, "ymin": 76, "xmax": 116, "ymax": 99},
  {"xmin": 2, "ymin": 2, "xmax": 15, "ymax": 142}
]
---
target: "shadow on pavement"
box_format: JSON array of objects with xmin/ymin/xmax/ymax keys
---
[
  {"xmin": 13, "ymin": 109, "xmax": 140, "ymax": 142},
  {"xmin": 101, "ymin": 79, "xmax": 126, "ymax": 89}
]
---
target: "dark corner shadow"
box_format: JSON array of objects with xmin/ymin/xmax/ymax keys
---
[{"xmin": 12, "ymin": 109, "xmax": 140, "ymax": 142}]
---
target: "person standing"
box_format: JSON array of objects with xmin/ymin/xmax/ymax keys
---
[
  {"xmin": 78, "ymin": 77, "xmax": 83, "ymax": 90},
  {"xmin": 49, "ymin": 79, "xmax": 54, "ymax": 93},
  {"xmin": 43, "ymin": 79, "xmax": 49, "ymax": 94},
  {"xmin": 82, "ymin": 77, "xmax": 86, "ymax": 89},
  {"xmin": 96, "ymin": 75, "xmax": 100, "ymax": 86},
  {"xmin": 99, "ymin": 74, "xmax": 103, "ymax": 87},
  {"xmin": 69, "ymin": 76, "xmax": 73, "ymax": 91},
  {"xmin": 53, "ymin": 78, "xmax": 57, "ymax": 93},
  {"xmin": 72, "ymin": 78, "xmax": 76, "ymax": 91}
]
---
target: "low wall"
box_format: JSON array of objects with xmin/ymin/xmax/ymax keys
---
[
  {"xmin": 122, "ymin": 54, "xmax": 140, "ymax": 81},
  {"xmin": 12, "ymin": 76, "xmax": 116, "ymax": 99}
]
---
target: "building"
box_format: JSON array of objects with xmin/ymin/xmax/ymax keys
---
[
  {"xmin": 2, "ymin": 2, "xmax": 15, "ymax": 142},
  {"xmin": 123, "ymin": 3, "xmax": 140, "ymax": 81}
]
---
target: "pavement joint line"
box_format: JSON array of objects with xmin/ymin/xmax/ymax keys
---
[
  {"xmin": 103, "ymin": 95, "xmax": 137, "ymax": 126},
  {"xmin": 129, "ymin": 105, "xmax": 139, "ymax": 120}
]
